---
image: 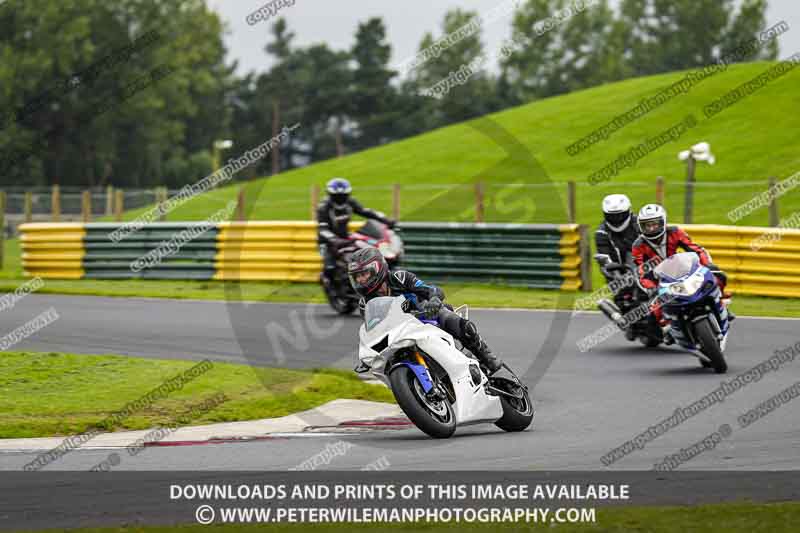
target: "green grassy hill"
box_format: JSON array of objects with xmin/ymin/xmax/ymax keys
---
[
  {"xmin": 133, "ymin": 61, "xmax": 799, "ymax": 227},
  {"xmin": 3, "ymin": 61, "xmax": 799, "ymax": 314}
]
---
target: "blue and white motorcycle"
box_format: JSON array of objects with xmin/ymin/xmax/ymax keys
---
[{"xmin": 654, "ymin": 252, "xmax": 732, "ymax": 373}]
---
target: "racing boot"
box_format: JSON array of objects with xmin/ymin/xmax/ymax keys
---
[
  {"xmin": 462, "ymin": 320, "xmax": 502, "ymax": 374},
  {"xmin": 660, "ymin": 323, "xmax": 675, "ymax": 345},
  {"xmin": 657, "ymin": 313, "xmax": 675, "ymax": 345}
]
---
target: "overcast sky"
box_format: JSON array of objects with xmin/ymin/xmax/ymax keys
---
[{"xmin": 208, "ymin": 0, "xmax": 800, "ymax": 77}]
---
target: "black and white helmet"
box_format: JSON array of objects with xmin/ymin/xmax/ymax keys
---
[
  {"xmin": 601, "ymin": 194, "xmax": 632, "ymax": 232},
  {"xmin": 638, "ymin": 204, "xmax": 667, "ymax": 243}
]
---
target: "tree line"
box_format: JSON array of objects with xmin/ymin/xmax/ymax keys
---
[{"xmin": 0, "ymin": 0, "xmax": 777, "ymax": 189}]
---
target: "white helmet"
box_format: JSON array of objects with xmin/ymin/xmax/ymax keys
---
[
  {"xmin": 601, "ymin": 194, "xmax": 632, "ymax": 232},
  {"xmin": 638, "ymin": 204, "xmax": 667, "ymax": 242}
]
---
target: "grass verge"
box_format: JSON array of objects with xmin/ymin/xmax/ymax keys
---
[
  {"xmin": 0, "ymin": 352, "xmax": 394, "ymax": 439},
  {"xmin": 23, "ymin": 501, "xmax": 800, "ymax": 533}
]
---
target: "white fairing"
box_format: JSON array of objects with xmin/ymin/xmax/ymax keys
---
[{"xmin": 358, "ymin": 297, "xmax": 503, "ymax": 426}]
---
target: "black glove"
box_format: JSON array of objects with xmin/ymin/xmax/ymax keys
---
[{"xmin": 422, "ymin": 296, "xmax": 443, "ymax": 319}]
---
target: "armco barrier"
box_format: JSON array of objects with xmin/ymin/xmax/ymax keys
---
[
  {"xmin": 399, "ymin": 222, "xmax": 588, "ymax": 290},
  {"xmin": 680, "ymin": 224, "xmax": 800, "ymax": 298},
  {"xmin": 19, "ymin": 221, "xmax": 800, "ymax": 296},
  {"xmin": 20, "ymin": 223, "xmax": 218, "ymax": 280},
  {"xmin": 18, "ymin": 223, "xmax": 85, "ymax": 279},
  {"xmin": 20, "ymin": 221, "xmax": 591, "ymax": 290},
  {"xmin": 214, "ymin": 221, "xmax": 323, "ymax": 282}
]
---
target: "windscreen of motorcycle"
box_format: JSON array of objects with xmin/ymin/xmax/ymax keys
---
[
  {"xmin": 364, "ymin": 296, "xmax": 397, "ymax": 331},
  {"xmin": 653, "ymin": 252, "xmax": 698, "ymax": 281},
  {"xmin": 358, "ymin": 220, "xmax": 384, "ymax": 239}
]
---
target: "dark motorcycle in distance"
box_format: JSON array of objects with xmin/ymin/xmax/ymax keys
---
[
  {"xmin": 594, "ymin": 253, "xmax": 663, "ymax": 348},
  {"xmin": 321, "ymin": 220, "xmax": 404, "ymax": 315}
]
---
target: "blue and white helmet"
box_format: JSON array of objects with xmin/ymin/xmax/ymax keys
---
[{"xmin": 326, "ymin": 178, "xmax": 352, "ymax": 207}]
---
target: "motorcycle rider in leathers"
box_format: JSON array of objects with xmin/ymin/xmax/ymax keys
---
[
  {"xmin": 632, "ymin": 204, "xmax": 734, "ymax": 342},
  {"xmin": 347, "ymin": 247, "xmax": 502, "ymax": 374},
  {"xmin": 595, "ymin": 194, "xmax": 641, "ymax": 309},
  {"xmin": 317, "ymin": 177, "xmax": 396, "ymax": 286}
]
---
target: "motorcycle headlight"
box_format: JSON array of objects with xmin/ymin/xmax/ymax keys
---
[
  {"xmin": 668, "ymin": 282, "xmax": 689, "ymax": 296},
  {"xmin": 668, "ymin": 272, "xmax": 705, "ymax": 296},
  {"xmin": 378, "ymin": 241, "xmax": 395, "ymax": 260},
  {"xmin": 391, "ymin": 234, "xmax": 403, "ymax": 254},
  {"xmin": 684, "ymin": 271, "xmax": 706, "ymax": 294},
  {"xmin": 379, "ymin": 236, "xmax": 403, "ymax": 260}
]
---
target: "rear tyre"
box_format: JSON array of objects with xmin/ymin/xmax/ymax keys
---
[
  {"xmin": 491, "ymin": 378, "xmax": 534, "ymax": 432},
  {"xmin": 695, "ymin": 319, "xmax": 727, "ymax": 374},
  {"xmin": 389, "ymin": 366, "xmax": 456, "ymax": 439}
]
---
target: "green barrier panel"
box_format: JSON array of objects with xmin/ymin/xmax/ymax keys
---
[
  {"xmin": 83, "ymin": 251, "xmax": 218, "ymax": 261},
  {"xmin": 401, "ymin": 270, "xmax": 566, "ymax": 289},
  {"xmin": 83, "ymin": 269, "xmax": 216, "ymax": 280},
  {"xmin": 81, "ymin": 223, "xmax": 219, "ymax": 280},
  {"xmin": 404, "ymin": 244, "xmax": 563, "ymax": 258},
  {"xmin": 404, "ymin": 257, "xmax": 564, "ymax": 269},
  {"xmin": 397, "ymin": 222, "xmax": 583, "ymax": 289}
]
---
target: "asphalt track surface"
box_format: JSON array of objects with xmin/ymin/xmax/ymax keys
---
[{"xmin": 1, "ymin": 294, "xmax": 799, "ymax": 472}]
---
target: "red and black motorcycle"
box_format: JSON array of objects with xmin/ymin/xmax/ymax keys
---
[{"xmin": 321, "ymin": 220, "xmax": 404, "ymax": 314}]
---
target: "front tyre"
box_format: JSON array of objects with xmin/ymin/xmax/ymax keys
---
[
  {"xmin": 639, "ymin": 335, "xmax": 661, "ymax": 348},
  {"xmin": 389, "ymin": 366, "xmax": 455, "ymax": 439},
  {"xmin": 492, "ymin": 377, "xmax": 534, "ymax": 432},
  {"xmin": 695, "ymin": 319, "xmax": 727, "ymax": 374}
]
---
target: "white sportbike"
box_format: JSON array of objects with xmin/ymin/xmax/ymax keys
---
[{"xmin": 356, "ymin": 296, "xmax": 534, "ymax": 438}]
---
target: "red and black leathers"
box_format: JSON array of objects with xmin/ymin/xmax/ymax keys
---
[
  {"xmin": 632, "ymin": 226, "xmax": 713, "ymax": 290},
  {"xmin": 632, "ymin": 226, "xmax": 728, "ymax": 324}
]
